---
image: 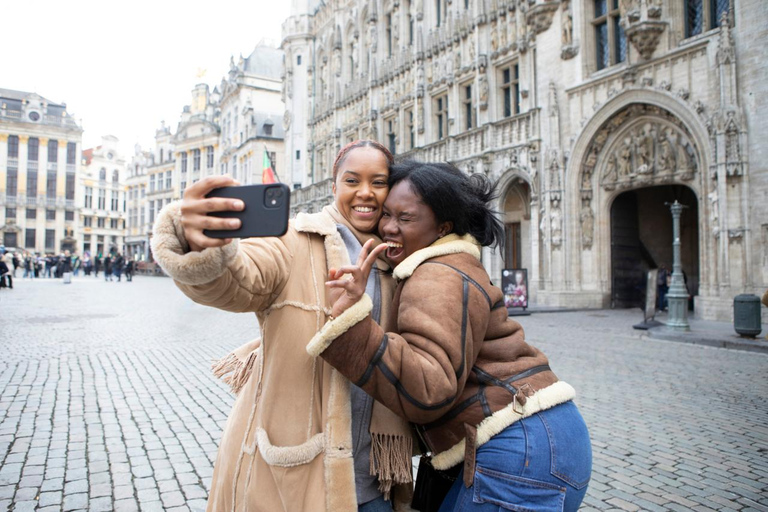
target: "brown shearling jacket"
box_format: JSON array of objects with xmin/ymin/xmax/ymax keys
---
[{"xmin": 308, "ymin": 234, "xmax": 575, "ymax": 470}]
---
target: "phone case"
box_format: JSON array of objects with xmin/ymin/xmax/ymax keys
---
[{"xmin": 204, "ymin": 184, "xmax": 291, "ymax": 239}]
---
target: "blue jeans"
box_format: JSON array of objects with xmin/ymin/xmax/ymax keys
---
[
  {"xmin": 438, "ymin": 401, "xmax": 592, "ymax": 512},
  {"xmin": 359, "ymin": 495, "xmax": 392, "ymax": 512}
]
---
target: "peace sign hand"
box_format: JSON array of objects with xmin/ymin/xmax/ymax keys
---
[{"xmin": 326, "ymin": 239, "xmax": 388, "ymax": 319}]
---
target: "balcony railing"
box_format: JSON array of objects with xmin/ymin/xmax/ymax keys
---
[
  {"xmin": 47, "ymin": 162, "xmax": 58, "ymax": 172},
  {"xmin": 27, "ymin": 161, "xmax": 38, "ymax": 172},
  {"xmin": 290, "ymin": 178, "xmax": 333, "ymax": 216},
  {"xmin": 7, "ymin": 158, "xmax": 18, "ymax": 169}
]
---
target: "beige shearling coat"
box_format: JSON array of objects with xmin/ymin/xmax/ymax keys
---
[{"xmin": 151, "ymin": 202, "xmax": 414, "ymax": 512}]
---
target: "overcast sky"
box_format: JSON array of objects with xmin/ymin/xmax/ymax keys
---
[{"xmin": 1, "ymin": 0, "xmax": 291, "ymax": 158}]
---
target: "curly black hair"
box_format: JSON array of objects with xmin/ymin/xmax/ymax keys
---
[{"xmin": 388, "ymin": 160, "xmax": 504, "ymax": 250}]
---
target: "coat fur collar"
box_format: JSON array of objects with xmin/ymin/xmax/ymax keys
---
[
  {"xmin": 392, "ymin": 234, "xmax": 481, "ymax": 281},
  {"xmin": 293, "ymin": 208, "xmax": 338, "ymax": 236}
]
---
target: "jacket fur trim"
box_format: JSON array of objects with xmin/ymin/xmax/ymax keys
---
[
  {"xmin": 392, "ymin": 234, "xmax": 481, "ymax": 281},
  {"xmin": 307, "ymin": 294, "xmax": 373, "ymax": 357},
  {"xmin": 255, "ymin": 428, "xmax": 325, "ymax": 467},
  {"xmin": 430, "ymin": 381, "xmax": 576, "ymax": 470},
  {"xmin": 151, "ymin": 201, "xmax": 240, "ymax": 286}
]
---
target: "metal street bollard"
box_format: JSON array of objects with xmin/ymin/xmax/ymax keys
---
[{"xmin": 733, "ymin": 294, "xmax": 762, "ymax": 338}]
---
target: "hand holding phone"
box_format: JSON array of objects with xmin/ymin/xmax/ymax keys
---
[
  {"xmin": 204, "ymin": 183, "xmax": 291, "ymax": 239},
  {"xmin": 179, "ymin": 176, "xmax": 245, "ymax": 252}
]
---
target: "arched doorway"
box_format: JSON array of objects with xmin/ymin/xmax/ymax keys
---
[
  {"xmin": 501, "ymin": 179, "xmax": 531, "ymax": 269},
  {"xmin": 610, "ymin": 185, "xmax": 699, "ymax": 309}
]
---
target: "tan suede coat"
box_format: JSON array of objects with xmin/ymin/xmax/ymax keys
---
[
  {"xmin": 151, "ymin": 202, "xmax": 414, "ymax": 512},
  {"xmin": 308, "ymin": 235, "xmax": 575, "ymax": 470}
]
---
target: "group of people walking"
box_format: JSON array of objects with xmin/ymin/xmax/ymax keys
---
[
  {"xmin": 151, "ymin": 140, "xmax": 592, "ymax": 512},
  {"xmin": 0, "ymin": 249, "xmax": 136, "ymax": 286}
]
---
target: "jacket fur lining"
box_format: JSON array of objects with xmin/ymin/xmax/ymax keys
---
[
  {"xmin": 255, "ymin": 428, "xmax": 325, "ymax": 467},
  {"xmin": 306, "ymin": 294, "xmax": 373, "ymax": 357},
  {"xmin": 430, "ymin": 381, "xmax": 576, "ymax": 470},
  {"xmin": 150, "ymin": 201, "xmax": 240, "ymax": 286},
  {"xmin": 393, "ymin": 234, "xmax": 481, "ymax": 281}
]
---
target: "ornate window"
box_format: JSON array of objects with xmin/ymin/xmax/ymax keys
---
[
  {"xmin": 500, "ymin": 64, "xmax": 520, "ymax": 118},
  {"xmin": 206, "ymin": 146, "xmax": 214, "ymax": 168},
  {"xmin": 386, "ymin": 118, "xmax": 397, "ymax": 155},
  {"xmin": 593, "ymin": 0, "xmax": 626, "ymax": 71},
  {"xmin": 193, "ymin": 148, "xmax": 201, "ymax": 171},
  {"xmin": 99, "ymin": 168, "xmax": 106, "ymax": 181},
  {"xmin": 463, "ymin": 84, "xmax": 475, "ymax": 130},
  {"xmin": 48, "ymin": 140, "xmax": 58, "ymax": 163},
  {"xmin": 436, "ymin": 0, "xmax": 447, "ymax": 27},
  {"xmin": 112, "ymin": 170, "xmax": 119, "ymax": 183},
  {"xmin": 181, "ymin": 152, "xmax": 188, "ymax": 173},
  {"xmin": 28, "ymin": 137, "xmax": 39, "ymax": 161},
  {"xmin": 435, "ymin": 94, "xmax": 449, "ymax": 141},
  {"xmin": 684, "ymin": 0, "xmax": 730, "ymax": 38},
  {"xmin": 7, "ymin": 135, "xmax": 19, "ymax": 158}
]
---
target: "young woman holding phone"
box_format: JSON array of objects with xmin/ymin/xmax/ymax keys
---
[{"xmin": 151, "ymin": 141, "xmax": 413, "ymax": 512}]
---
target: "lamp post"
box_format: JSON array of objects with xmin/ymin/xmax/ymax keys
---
[{"xmin": 665, "ymin": 200, "xmax": 690, "ymax": 331}]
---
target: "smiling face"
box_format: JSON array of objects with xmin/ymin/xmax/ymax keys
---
[
  {"xmin": 332, "ymin": 147, "xmax": 390, "ymax": 233},
  {"xmin": 379, "ymin": 180, "xmax": 452, "ymax": 265}
]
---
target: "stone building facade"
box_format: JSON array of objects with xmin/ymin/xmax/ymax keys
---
[
  {"xmin": 79, "ymin": 135, "xmax": 127, "ymax": 257},
  {"xmin": 0, "ymin": 88, "xmax": 82, "ymax": 255},
  {"xmin": 282, "ymin": 0, "xmax": 767, "ymax": 321}
]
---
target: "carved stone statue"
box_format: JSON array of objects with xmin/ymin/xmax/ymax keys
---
[
  {"xmin": 617, "ymin": 138, "xmax": 632, "ymax": 178},
  {"xmin": 562, "ymin": 2, "xmax": 573, "ymax": 46},
  {"xmin": 602, "ymin": 156, "xmax": 617, "ymax": 183},
  {"xmin": 491, "ymin": 23, "xmax": 499, "ymax": 52},
  {"xmin": 468, "ymin": 38, "xmax": 476, "ymax": 63},
  {"xmin": 580, "ymin": 204, "xmax": 594, "ymax": 248},
  {"xmin": 500, "ymin": 17, "xmax": 508, "ymax": 47},
  {"xmin": 550, "ymin": 200, "xmax": 563, "ymax": 247},
  {"xmin": 539, "ymin": 208, "xmax": 548, "ymax": 242},
  {"xmin": 708, "ymin": 189, "xmax": 720, "ymax": 237},
  {"xmin": 479, "ymin": 73, "xmax": 489, "ymax": 110},
  {"xmin": 635, "ymin": 125, "xmax": 654, "ymax": 174},
  {"xmin": 657, "ymin": 128, "xmax": 675, "ymax": 174},
  {"xmin": 676, "ymin": 135, "xmax": 692, "ymax": 175}
]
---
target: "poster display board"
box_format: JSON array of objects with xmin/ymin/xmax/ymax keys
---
[{"xmin": 502, "ymin": 269, "xmax": 528, "ymax": 310}]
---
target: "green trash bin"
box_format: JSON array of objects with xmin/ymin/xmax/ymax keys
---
[{"xmin": 733, "ymin": 294, "xmax": 762, "ymax": 338}]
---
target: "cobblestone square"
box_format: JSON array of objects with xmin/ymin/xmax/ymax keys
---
[{"xmin": 1, "ymin": 276, "xmax": 767, "ymax": 511}]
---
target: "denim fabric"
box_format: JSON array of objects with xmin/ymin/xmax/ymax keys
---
[
  {"xmin": 437, "ymin": 401, "xmax": 592, "ymax": 512},
  {"xmin": 359, "ymin": 495, "xmax": 393, "ymax": 512}
]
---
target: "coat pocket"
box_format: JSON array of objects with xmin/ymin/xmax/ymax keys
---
[
  {"xmin": 256, "ymin": 428, "xmax": 326, "ymax": 467},
  {"xmin": 473, "ymin": 465, "xmax": 566, "ymax": 512},
  {"xmin": 537, "ymin": 401, "xmax": 592, "ymax": 490}
]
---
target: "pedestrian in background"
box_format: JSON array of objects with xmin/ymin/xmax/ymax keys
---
[
  {"xmin": 104, "ymin": 255, "xmax": 112, "ymax": 281},
  {"xmin": 94, "ymin": 254, "xmax": 101, "ymax": 277},
  {"xmin": 23, "ymin": 253, "xmax": 32, "ymax": 279},
  {"xmin": 72, "ymin": 253, "xmax": 81, "ymax": 277},
  {"xmin": 11, "ymin": 252, "xmax": 19, "ymax": 277},
  {"xmin": 657, "ymin": 264, "xmax": 669, "ymax": 311},
  {"xmin": 125, "ymin": 259, "xmax": 134, "ymax": 282},
  {"xmin": 45, "ymin": 254, "xmax": 53, "ymax": 278},
  {"xmin": 34, "ymin": 254, "xmax": 42, "ymax": 278},
  {"xmin": 113, "ymin": 253, "xmax": 124, "ymax": 282},
  {"xmin": 83, "ymin": 252, "xmax": 92, "ymax": 276},
  {"xmin": 0, "ymin": 257, "xmax": 11, "ymax": 289}
]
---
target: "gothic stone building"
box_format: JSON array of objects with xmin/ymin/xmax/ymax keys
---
[{"xmin": 282, "ymin": 0, "xmax": 767, "ymax": 322}]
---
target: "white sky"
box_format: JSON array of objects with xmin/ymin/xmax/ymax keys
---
[{"xmin": 1, "ymin": 0, "xmax": 291, "ymax": 158}]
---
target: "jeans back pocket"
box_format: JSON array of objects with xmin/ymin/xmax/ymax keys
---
[
  {"xmin": 537, "ymin": 401, "xmax": 592, "ymax": 490},
  {"xmin": 473, "ymin": 465, "xmax": 566, "ymax": 512}
]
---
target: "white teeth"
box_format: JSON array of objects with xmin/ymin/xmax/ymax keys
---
[
  {"xmin": 354, "ymin": 206, "xmax": 374, "ymax": 213},
  {"xmin": 387, "ymin": 242, "xmax": 403, "ymax": 248}
]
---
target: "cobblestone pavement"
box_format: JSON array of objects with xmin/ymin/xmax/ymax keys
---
[{"xmin": 1, "ymin": 276, "xmax": 767, "ymax": 512}]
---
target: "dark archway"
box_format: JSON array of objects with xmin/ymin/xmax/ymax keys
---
[{"xmin": 610, "ymin": 185, "xmax": 699, "ymax": 309}]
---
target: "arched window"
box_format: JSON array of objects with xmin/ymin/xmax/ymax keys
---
[
  {"xmin": 112, "ymin": 170, "xmax": 119, "ymax": 183},
  {"xmin": 99, "ymin": 168, "xmax": 106, "ymax": 181}
]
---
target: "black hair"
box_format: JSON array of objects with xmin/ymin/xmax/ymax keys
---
[{"xmin": 388, "ymin": 160, "xmax": 505, "ymax": 250}]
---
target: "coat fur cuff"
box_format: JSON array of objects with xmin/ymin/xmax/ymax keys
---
[
  {"xmin": 306, "ymin": 294, "xmax": 373, "ymax": 358},
  {"xmin": 150, "ymin": 201, "xmax": 240, "ymax": 286}
]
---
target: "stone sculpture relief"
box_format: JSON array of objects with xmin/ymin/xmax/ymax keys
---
[
  {"xmin": 580, "ymin": 203, "xmax": 594, "ymax": 248},
  {"xmin": 550, "ymin": 199, "xmax": 563, "ymax": 247}
]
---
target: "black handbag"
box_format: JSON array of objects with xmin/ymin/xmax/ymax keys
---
[{"xmin": 411, "ymin": 455, "xmax": 461, "ymax": 512}]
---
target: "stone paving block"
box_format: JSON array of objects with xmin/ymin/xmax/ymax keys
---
[
  {"xmin": 38, "ymin": 490, "xmax": 63, "ymax": 507},
  {"xmin": 62, "ymin": 492, "xmax": 88, "ymax": 511},
  {"xmin": 63, "ymin": 479, "xmax": 88, "ymax": 495},
  {"xmin": 89, "ymin": 496, "xmax": 113, "ymax": 512},
  {"xmin": 11, "ymin": 500, "xmax": 37, "ymax": 512},
  {"xmin": 113, "ymin": 498, "xmax": 140, "ymax": 512},
  {"xmin": 13, "ymin": 487, "xmax": 39, "ymax": 502}
]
